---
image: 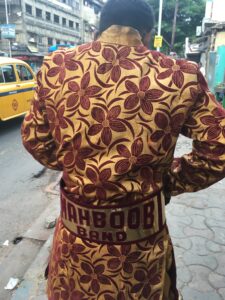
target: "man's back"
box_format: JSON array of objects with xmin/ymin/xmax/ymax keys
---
[
  {"xmin": 21, "ymin": 5, "xmax": 225, "ymax": 298},
  {"xmin": 25, "ymin": 25, "xmax": 211, "ymax": 206}
]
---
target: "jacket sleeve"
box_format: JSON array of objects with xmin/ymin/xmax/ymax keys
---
[
  {"xmin": 21, "ymin": 57, "xmax": 62, "ymax": 171},
  {"xmin": 168, "ymin": 69, "xmax": 225, "ymax": 196}
]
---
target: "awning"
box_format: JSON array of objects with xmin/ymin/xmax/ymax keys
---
[{"xmin": 27, "ymin": 45, "xmax": 39, "ymax": 53}]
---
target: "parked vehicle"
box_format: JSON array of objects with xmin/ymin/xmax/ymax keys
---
[{"xmin": 0, "ymin": 57, "xmax": 36, "ymax": 121}]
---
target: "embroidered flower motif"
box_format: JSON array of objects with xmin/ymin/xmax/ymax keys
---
[
  {"xmin": 92, "ymin": 41, "xmax": 101, "ymax": 52},
  {"xmin": 115, "ymin": 138, "xmax": 153, "ymax": 174},
  {"xmin": 158, "ymin": 58, "xmax": 197, "ymax": 88},
  {"xmin": 97, "ymin": 47, "xmax": 135, "ymax": 82},
  {"xmin": 63, "ymin": 133, "xmax": 93, "ymax": 171},
  {"xmin": 88, "ymin": 106, "xmax": 126, "ymax": 146},
  {"xmin": 201, "ymin": 107, "xmax": 225, "ymax": 140},
  {"xmin": 131, "ymin": 264, "xmax": 161, "ymax": 299},
  {"xmin": 47, "ymin": 106, "xmax": 68, "ymax": 142},
  {"xmin": 104, "ymin": 292, "xmax": 126, "ymax": 300},
  {"xmin": 71, "ymin": 290, "xmax": 86, "ymax": 300},
  {"xmin": 47, "ymin": 52, "xmax": 79, "ymax": 83},
  {"xmin": 150, "ymin": 51, "xmax": 164, "ymax": 63},
  {"xmin": 83, "ymin": 168, "xmax": 117, "ymax": 200},
  {"xmin": 107, "ymin": 245, "xmax": 141, "ymax": 273},
  {"xmin": 124, "ymin": 77, "xmax": 164, "ymax": 115},
  {"xmin": 68, "ymin": 72, "xmax": 101, "ymax": 110},
  {"xmin": 150, "ymin": 112, "xmax": 184, "ymax": 151},
  {"xmin": 51, "ymin": 277, "xmax": 77, "ymax": 300},
  {"xmin": 71, "ymin": 243, "xmax": 86, "ymax": 263},
  {"xmin": 140, "ymin": 167, "xmax": 160, "ymax": 193},
  {"xmin": 80, "ymin": 263, "xmax": 111, "ymax": 294}
]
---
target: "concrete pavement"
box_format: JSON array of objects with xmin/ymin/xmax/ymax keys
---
[
  {"xmin": 168, "ymin": 185, "xmax": 225, "ymax": 300},
  {"xmin": 168, "ymin": 136, "xmax": 225, "ymax": 300},
  {"xmin": 0, "ymin": 117, "xmax": 57, "ymax": 265},
  {"xmin": 0, "ymin": 168, "xmax": 60, "ymax": 300},
  {"xmin": 10, "ymin": 136, "xmax": 225, "ymax": 300}
]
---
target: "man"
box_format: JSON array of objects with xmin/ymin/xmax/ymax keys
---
[{"xmin": 21, "ymin": 0, "xmax": 225, "ymax": 299}]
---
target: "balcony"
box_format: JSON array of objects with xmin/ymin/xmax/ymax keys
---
[
  {"xmin": 0, "ymin": 0, "xmax": 20, "ymax": 5},
  {"xmin": 25, "ymin": 16, "xmax": 81, "ymax": 38}
]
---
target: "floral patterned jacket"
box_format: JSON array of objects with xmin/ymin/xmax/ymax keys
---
[{"xmin": 21, "ymin": 25, "xmax": 225, "ymax": 205}]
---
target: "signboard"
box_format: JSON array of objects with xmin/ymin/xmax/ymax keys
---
[
  {"xmin": 0, "ymin": 24, "xmax": 16, "ymax": 39},
  {"xmin": 154, "ymin": 35, "xmax": 163, "ymax": 48},
  {"xmin": 196, "ymin": 26, "xmax": 202, "ymax": 37}
]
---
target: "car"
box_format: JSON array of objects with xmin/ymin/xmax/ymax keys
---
[{"xmin": 0, "ymin": 57, "xmax": 36, "ymax": 121}]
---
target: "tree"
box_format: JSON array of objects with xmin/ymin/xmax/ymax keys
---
[{"xmin": 147, "ymin": 0, "xmax": 205, "ymax": 55}]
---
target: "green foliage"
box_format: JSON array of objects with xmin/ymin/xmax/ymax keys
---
[{"xmin": 147, "ymin": 0, "xmax": 205, "ymax": 55}]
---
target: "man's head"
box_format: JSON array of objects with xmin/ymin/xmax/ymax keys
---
[{"xmin": 99, "ymin": 0, "xmax": 155, "ymax": 46}]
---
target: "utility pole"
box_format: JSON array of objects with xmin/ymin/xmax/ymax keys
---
[
  {"xmin": 4, "ymin": 0, "xmax": 12, "ymax": 57},
  {"xmin": 170, "ymin": 0, "xmax": 179, "ymax": 53},
  {"xmin": 157, "ymin": 0, "xmax": 163, "ymax": 52}
]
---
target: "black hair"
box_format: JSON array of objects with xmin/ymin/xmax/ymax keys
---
[{"xmin": 99, "ymin": 0, "xmax": 155, "ymax": 36}]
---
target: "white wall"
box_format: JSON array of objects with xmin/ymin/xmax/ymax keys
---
[
  {"xmin": 205, "ymin": 0, "xmax": 213, "ymax": 19},
  {"xmin": 205, "ymin": 0, "xmax": 225, "ymax": 22},
  {"xmin": 210, "ymin": 0, "xmax": 225, "ymax": 22}
]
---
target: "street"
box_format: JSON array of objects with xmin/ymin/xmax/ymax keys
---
[
  {"xmin": 0, "ymin": 117, "xmax": 59, "ymax": 262},
  {"xmin": 0, "ymin": 117, "xmax": 47, "ymax": 244},
  {"xmin": 0, "ymin": 117, "xmax": 60, "ymax": 300}
]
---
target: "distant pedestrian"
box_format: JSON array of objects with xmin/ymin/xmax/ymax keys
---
[{"xmin": 21, "ymin": 0, "xmax": 225, "ymax": 299}]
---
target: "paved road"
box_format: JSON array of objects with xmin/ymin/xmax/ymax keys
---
[{"xmin": 0, "ymin": 117, "xmax": 54, "ymax": 262}]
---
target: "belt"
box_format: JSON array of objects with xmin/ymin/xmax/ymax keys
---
[{"xmin": 60, "ymin": 186, "xmax": 166, "ymax": 245}]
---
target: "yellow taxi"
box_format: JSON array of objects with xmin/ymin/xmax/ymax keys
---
[{"xmin": 0, "ymin": 57, "xmax": 36, "ymax": 121}]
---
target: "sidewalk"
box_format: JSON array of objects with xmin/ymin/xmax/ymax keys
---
[
  {"xmin": 11, "ymin": 137, "xmax": 225, "ymax": 300},
  {"xmin": 168, "ymin": 136, "xmax": 225, "ymax": 300}
]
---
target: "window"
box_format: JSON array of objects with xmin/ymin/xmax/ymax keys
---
[
  {"xmin": 0, "ymin": 68, "xmax": 4, "ymax": 83},
  {"xmin": 25, "ymin": 4, "xmax": 32, "ymax": 15},
  {"xmin": 36, "ymin": 8, "xmax": 42, "ymax": 18},
  {"xmin": 69, "ymin": 20, "xmax": 74, "ymax": 28},
  {"xmin": 38, "ymin": 36, "xmax": 42, "ymax": 44},
  {"xmin": 54, "ymin": 14, "xmax": 60, "ymax": 24},
  {"xmin": 2, "ymin": 65, "xmax": 16, "ymax": 83},
  {"xmin": 62, "ymin": 17, "xmax": 66, "ymax": 26},
  {"xmin": 46, "ymin": 12, "xmax": 51, "ymax": 21},
  {"xmin": 76, "ymin": 22, "xmax": 79, "ymax": 31},
  {"xmin": 48, "ymin": 37, "xmax": 53, "ymax": 45},
  {"xmin": 16, "ymin": 65, "xmax": 34, "ymax": 81},
  {"xmin": 75, "ymin": 1, "xmax": 80, "ymax": 11}
]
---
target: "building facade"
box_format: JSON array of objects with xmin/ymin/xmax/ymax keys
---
[
  {"xmin": 0, "ymin": 0, "xmax": 82, "ymax": 69},
  {"xmin": 0, "ymin": 0, "xmax": 104, "ymax": 70},
  {"xmin": 185, "ymin": 0, "xmax": 225, "ymax": 103},
  {"xmin": 204, "ymin": 0, "xmax": 225, "ymax": 24},
  {"xmin": 82, "ymin": 0, "xmax": 104, "ymax": 43},
  {"xmin": 22, "ymin": 0, "xmax": 82, "ymax": 50}
]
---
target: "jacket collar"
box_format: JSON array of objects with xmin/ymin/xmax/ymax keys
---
[{"xmin": 98, "ymin": 25, "xmax": 143, "ymax": 47}]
